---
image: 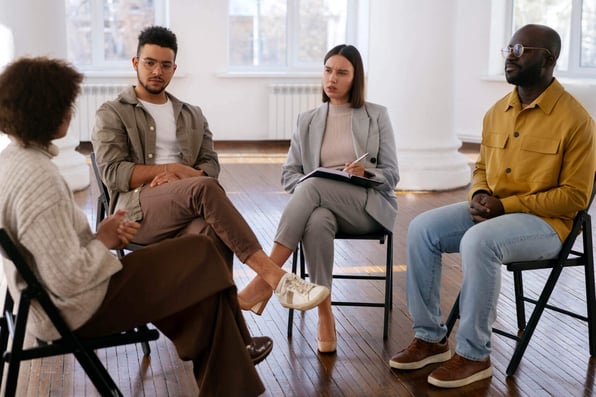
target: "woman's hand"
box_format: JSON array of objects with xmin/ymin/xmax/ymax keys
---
[
  {"xmin": 96, "ymin": 210, "xmax": 141, "ymax": 250},
  {"xmin": 342, "ymin": 161, "xmax": 366, "ymax": 177}
]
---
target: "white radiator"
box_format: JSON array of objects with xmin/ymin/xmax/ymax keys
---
[
  {"xmin": 71, "ymin": 84, "xmax": 128, "ymax": 142},
  {"xmin": 268, "ymin": 83, "xmax": 321, "ymax": 139}
]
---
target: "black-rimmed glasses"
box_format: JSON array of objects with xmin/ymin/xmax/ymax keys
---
[{"xmin": 501, "ymin": 43, "xmax": 553, "ymax": 59}]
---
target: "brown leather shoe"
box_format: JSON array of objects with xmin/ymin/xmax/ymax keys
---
[
  {"xmin": 427, "ymin": 353, "xmax": 492, "ymax": 388},
  {"xmin": 247, "ymin": 336, "xmax": 273, "ymax": 365},
  {"xmin": 389, "ymin": 338, "xmax": 451, "ymax": 370}
]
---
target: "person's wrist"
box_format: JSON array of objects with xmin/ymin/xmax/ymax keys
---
[{"xmin": 472, "ymin": 190, "xmax": 490, "ymax": 198}]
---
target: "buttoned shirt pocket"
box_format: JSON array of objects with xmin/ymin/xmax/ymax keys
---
[
  {"xmin": 483, "ymin": 133, "xmax": 508, "ymax": 183},
  {"xmin": 518, "ymin": 136, "xmax": 561, "ymax": 184},
  {"xmin": 484, "ymin": 133, "xmax": 508, "ymax": 149}
]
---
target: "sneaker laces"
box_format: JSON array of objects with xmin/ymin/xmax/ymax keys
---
[{"xmin": 281, "ymin": 275, "xmax": 315, "ymax": 295}]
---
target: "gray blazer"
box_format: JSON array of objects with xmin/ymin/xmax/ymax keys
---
[{"xmin": 281, "ymin": 101, "xmax": 399, "ymax": 231}]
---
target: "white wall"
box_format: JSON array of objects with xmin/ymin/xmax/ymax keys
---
[
  {"xmin": 6, "ymin": 0, "xmax": 596, "ymax": 143},
  {"xmin": 0, "ymin": 0, "xmax": 90, "ymax": 191},
  {"xmin": 0, "ymin": 23, "xmax": 13, "ymax": 154},
  {"xmin": 169, "ymin": 0, "xmax": 284, "ymax": 141},
  {"xmin": 452, "ymin": 0, "xmax": 596, "ymax": 143},
  {"xmin": 92, "ymin": 0, "xmax": 320, "ymax": 141},
  {"xmin": 163, "ymin": 0, "xmax": 596, "ymax": 143},
  {"xmin": 453, "ymin": 0, "xmax": 511, "ymax": 143},
  {"xmin": 159, "ymin": 0, "xmax": 509, "ymax": 143}
]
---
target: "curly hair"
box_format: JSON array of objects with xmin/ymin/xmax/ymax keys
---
[
  {"xmin": 137, "ymin": 26, "xmax": 178, "ymax": 58},
  {"xmin": 0, "ymin": 57, "xmax": 83, "ymax": 147},
  {"xmin": 322, "ymin": 44, "xmax": 366, "ymax": 108}
]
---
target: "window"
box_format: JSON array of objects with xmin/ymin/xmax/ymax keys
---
[
  {"xmin": 227, "ymin": 0, "xmax": 365, "ymax": 73},
  {"xmin": 508, "ymin": 0, "xmax": 596, "ymax": 77},
  {"xmin": 65, "ymin": 0, "xmax": 168, "ymax": 71}
]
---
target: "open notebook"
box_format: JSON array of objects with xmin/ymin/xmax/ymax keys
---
[{"xmin": 298, "ymin": 167, "xmax": 382, "ymax": 188}]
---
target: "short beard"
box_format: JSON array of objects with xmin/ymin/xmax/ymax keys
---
[
  {"xmin": 142, "ymin": 82, "xmax": 166, "ymax": 95},
  {"xmin": 505, "ymin": 59, "xmax": 544, "ymax": 87},
  {"xmin": 136, "ymin": 70, "xmax": 166, "ymax": 95}
]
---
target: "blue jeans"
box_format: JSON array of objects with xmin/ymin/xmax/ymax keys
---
[{"xmin": 406, "ymin": 201, "xmax": 561, "ymax": 360}]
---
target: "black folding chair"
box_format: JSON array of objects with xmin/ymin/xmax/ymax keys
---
[
  {"xmin": 0, "ymin": 228, "xmax": 160, "ymax": 396},
  {"xmin": 90, "ymin": 152, "xmax": 145, "ymax": 258},
  {"xmin": 287, "ymin": 229, "xmax": 393, "ymax": 340},
  {"xmin": 445, "ymin": 175, "xmax": 596, "ymax": 376}
]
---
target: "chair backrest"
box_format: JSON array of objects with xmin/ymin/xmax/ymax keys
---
[
  {"xmin": 89, "ymin": 152, "xmax": 145, "ymax": 256},
  {"xmin": 0, "ymin": 228, "xmax": 76, "ymax": 339},
  {"xmin": 0, "ymin": 227, "xmax": 158, "ymax": 395},
  {"xmin": 90, "ymin": 152, "xmax": 110, "ymax": 225},
  {"xmin": 548, "ymin": 173, "xmax": 596, "ymax": 264},
  {"xmin": 0, "ymin": 229, "xmax": 43, "ymax": 298},
  {"xmin": 588, "ymin": 172, "xmax": 596, "ymax": 211}
]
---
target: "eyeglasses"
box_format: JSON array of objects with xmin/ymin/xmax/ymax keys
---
[
  {"xmin": 137, "ymin": 57, "xmax": 175, "ymax": 72},
  {"xmin": 501, "ymin": 44, "xmax": 553, "ymax": 59}
]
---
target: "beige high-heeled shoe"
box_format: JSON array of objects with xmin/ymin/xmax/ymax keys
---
[
  {"xmin": 238, "ymin": 289, "xmax": 273, "ymax": 315},
  {"xmin": 317, "ymin": 318, "xmax": 337, "ymax": 354}
]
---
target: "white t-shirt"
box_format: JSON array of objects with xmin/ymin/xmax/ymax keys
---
[{"xmin": 138, "ymin": 98, "xmax": 181, "ymax": 164}]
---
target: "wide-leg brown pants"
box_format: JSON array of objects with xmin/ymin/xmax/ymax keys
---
[
  {"xmin": 133, "ymin": 176, "xmax": 262, "ymax": 270},
  {"xmin": 76, "ymin": 235, "xmax": 265, "ymax": 397}
]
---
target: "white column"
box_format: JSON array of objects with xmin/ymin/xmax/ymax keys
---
[
  {"xmin": 0, "ymin": 1, "xmax": 89, "ymax": 191},
  {"xmin": 367, "ymin": 1, "xmax": 470, "ymax": 190}
]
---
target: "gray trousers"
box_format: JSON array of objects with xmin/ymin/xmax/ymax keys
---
[{"xmin": 275, "ymin": 178, "xmax": 382, "ymax": 289}]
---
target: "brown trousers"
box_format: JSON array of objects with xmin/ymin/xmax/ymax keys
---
[
  {"xmin": 133, "ymin": 176, "xmax": 262, "ymax": 270},
  {"xmin": 76, "ymin": 235, "xmax": 265, "ymax": 397}
]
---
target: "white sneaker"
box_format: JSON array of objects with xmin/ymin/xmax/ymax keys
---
[{"xmin": 274, "ymin": 273, "xmax": 330, "ymax": 311}]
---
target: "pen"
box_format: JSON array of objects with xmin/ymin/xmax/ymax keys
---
[
  {"xmin": 352, "ymin": 152, "xmax": 369, "ymax": 165},
  {"xmin": 343, "ymin": 152, "xmax": 368, "ymax": 172}
]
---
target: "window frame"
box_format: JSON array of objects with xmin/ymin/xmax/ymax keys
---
[
  {"xmin": 225, "ymin": 0, "xmax": 368, "ymax": 76},
  {"xmin": 66, "ymin": 0, "xmax": 169, "ymax": 72}
]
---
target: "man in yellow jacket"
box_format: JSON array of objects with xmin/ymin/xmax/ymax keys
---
[{"xmin": 390, "ymin": 23, "xmax": 596, "ymax": 388}]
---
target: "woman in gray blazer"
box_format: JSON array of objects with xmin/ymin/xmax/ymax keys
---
[{"xmin": 239, "ymin": 44, "xmax": 399, "ymax": 354}]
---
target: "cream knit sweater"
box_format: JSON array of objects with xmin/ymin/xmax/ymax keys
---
[{"xmin": 0, "ymin": 141, "xmax": 122, "ymax": 341}]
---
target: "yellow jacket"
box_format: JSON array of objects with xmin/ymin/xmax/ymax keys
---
[{"xmin": 469, "ymin": 79, "xmax": 596, "ymax": 241}]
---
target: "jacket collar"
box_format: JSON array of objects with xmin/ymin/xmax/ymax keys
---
[
  {"xmin": 119, "ymin": 85, "xmax": 185, "ymax": 115},
  {"xmin": 504, "ymin": 78, "xmax": 564, "ymax": 115}
]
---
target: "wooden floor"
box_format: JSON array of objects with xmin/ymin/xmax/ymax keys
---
[{"xmin": 8, "ymin": 143, "xmax": 596, "ymax": 396}]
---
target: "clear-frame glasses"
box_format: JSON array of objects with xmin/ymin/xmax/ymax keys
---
[
  {"xmin": 501, "ymin": 43, "xmax": 553, "ymax": 59},
  {"xmin": 137, "ymin": 57, "xmax": 175, "ymax": 72}
]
